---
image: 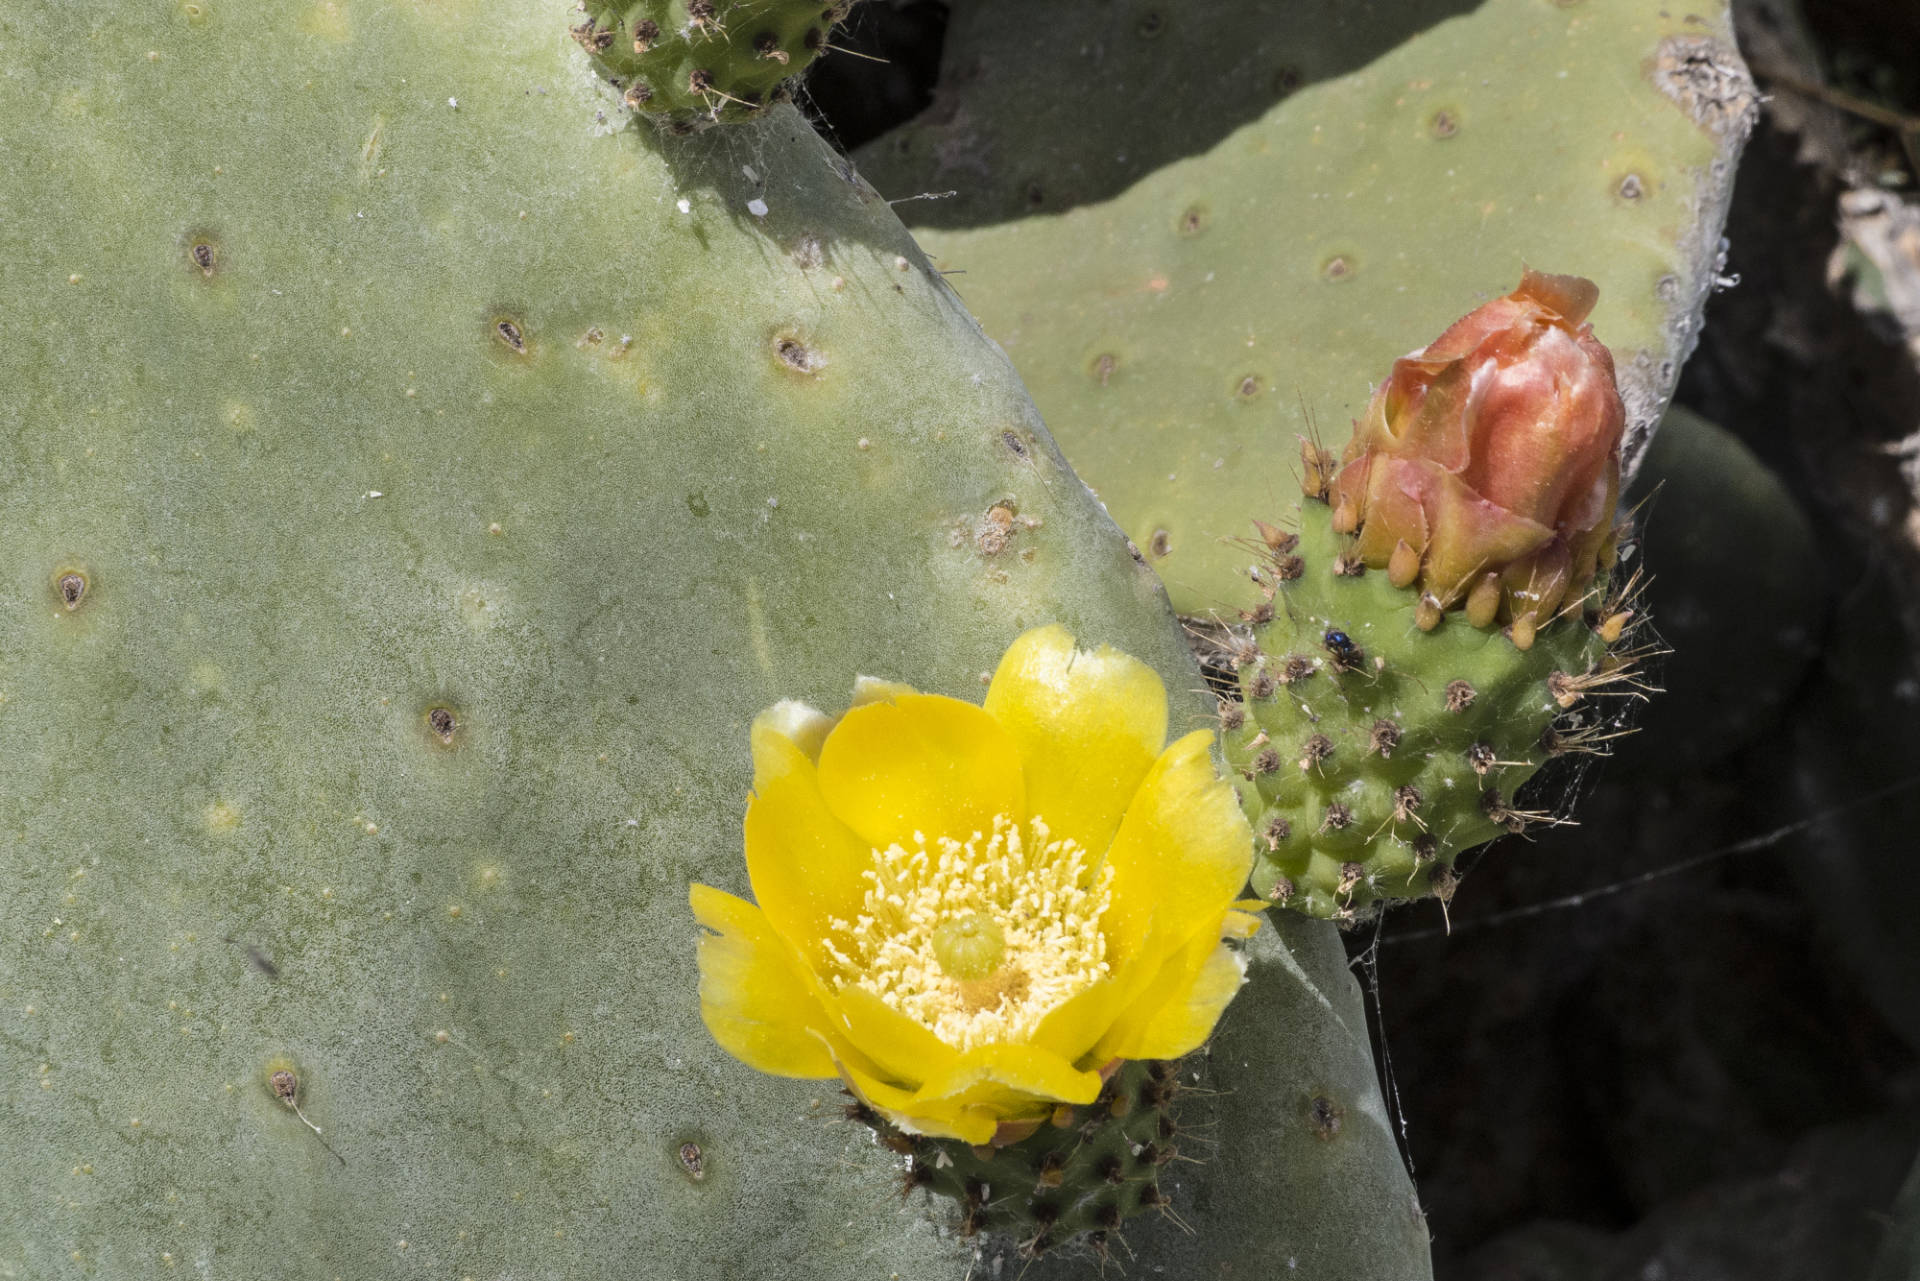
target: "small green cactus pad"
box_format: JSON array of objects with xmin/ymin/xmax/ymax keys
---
[
  {"xmin": 1218, "ymin": 510, "xmax": 1640, "ymax": 921},
  {"xmin": 855, "ymin": 0, "xmax": 1753, "ymax": 614},
  {"xmin": 856, "ymin": 1059, "xmax": 1183, "ymax": 1258},
  {"xmin": 576, "ymin": 0, "xmax": 852, "ymax": 125}
]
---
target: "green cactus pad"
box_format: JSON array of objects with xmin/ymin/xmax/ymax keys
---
[
  {"xmin": 855, "ymin": 0, "xmax": 1752, "ymax": 614},
  {"xmin": 576, "ymin": 0, "xmax": 852, "ymax": 125},
  {"xmin": 1218, "ymin": 507, "xmax": 1638, "ymax": 921}
]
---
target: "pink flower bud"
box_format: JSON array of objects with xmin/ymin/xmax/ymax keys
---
[{"xmin": 1328, "ymin": 269, "xmax": 1625, "ymax": 647}]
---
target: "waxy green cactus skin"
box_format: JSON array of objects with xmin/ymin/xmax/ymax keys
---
[
  {"xmin": 1218, "ymin": 515, "xmax": 1623, "ymax": 921},
  {"xmin": 0, "ymin": 2, "xmax": 1429, "ymax": 1277},
  {"xmin": 857, "ymin": 0, "xmax": 1752, "ymax": 614},
  {"xmin": 575, "ymin": 0, "xmax": 850, "ymax": 125}
]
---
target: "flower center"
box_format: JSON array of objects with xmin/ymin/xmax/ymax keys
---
[{"xmin": 824, "ymin": 815, "xmax": 1113, "ymax": 1051}]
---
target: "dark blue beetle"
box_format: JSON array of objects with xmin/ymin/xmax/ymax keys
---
[{"xmin": 1323, "ymin": 628, "xmax": 1364, "ymax": 670}]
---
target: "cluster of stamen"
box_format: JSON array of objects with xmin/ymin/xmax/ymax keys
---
[{"xmin": 824, "ymin": 815, "xmax": 1112, "ymax": 1051}]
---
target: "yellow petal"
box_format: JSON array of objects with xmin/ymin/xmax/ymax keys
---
[
  {"xmin": 834, "ymin": 1050, "xmax": 999, "ymax": 1144},
  {"xmin": 689, "ymin": 884, "xmax": 838, "ymax": 1079},
  {"xmin": 906, "ymin": 1097, "xmax": 1041, "ymax": 1145},
  {"xmin": 815, "ymin": 693, "xmax": 1026, "ymax": 852},
  {"xmin": 850, "ymin": 675, "xmax": 917, "ymax": 707},
  {"xmin": 1096, "ymin": 932, "xmax": 1247, "ymax": 1063},
  {"xmin": 1027, "ymin": 957, "xmax": 1161, "ymax": 1069},
  {"xmin": 1221, "ymin": 909, "xmax": 1263, "ymax": 940},
  {"xmin": 908, "ymin": 1042, "xmax": 1103, "ymax": 1115},
  {"xmin": 983, "ymin": 623, "xmax": 1170, "ymax": 856},
  {"xmin": 1027, "ymin": 978, "xmax": 1128, "ymax": 1069},
  {"xmin": 828, "ymin": 1043, "xmax": 919, "ymax": 1111},
  {"xmin": 751, "ymin": 700, "xmax": 836, "ymax": 771},
  {"xmin": 742, "ymin": 727, "xmax": 872, "ymax": 964},
  {"xmin": 830, "ymin": 983, "xmax": 959, "ymax": 1089},
  {"xmin": 1100, "ymin": 729, "xmax": 1254, "ymax": 967}
]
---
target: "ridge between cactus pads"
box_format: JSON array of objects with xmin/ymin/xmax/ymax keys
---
[
  {"xmin": 1220, "ymin": 271, "xmax": 1655, "ymax": 922},
  {"xmin": 689, "ymin": 625, "xmax": 1260, "ymax": 1247}
]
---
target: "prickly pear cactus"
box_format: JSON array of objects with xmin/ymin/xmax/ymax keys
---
[
  {"xmin": 856, "ymin": 0, "xmax": 1754, "ymax": 613},
  {"xmin": 0, "ymin": 2, "xmax": 1429, "ymax": 1278},
  {"xmin": 574, "ymin": 0, "xmax": 853, "ymax": 124},
  {"xmin": 1218, "ymin": 512, "xmax": 1632, "ymax": 920},
  {"xmin": 1215, "ymin": 269, "xmax": 1647, "ymax": 921}
]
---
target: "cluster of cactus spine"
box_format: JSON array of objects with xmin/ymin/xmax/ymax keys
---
[
  {"xmin": 1216, "ymin": 474, "xmax": 1650, "ymax": 921},
  {"xmin": 574, "ymin": 0, "xmax": 855, "ymax": 126},
  {"xmin": 853, "ymin": 1059, "xmax": 1187, "ymax": 1259}
]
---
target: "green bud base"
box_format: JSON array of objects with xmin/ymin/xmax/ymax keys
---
[
  {"xmin": 854, "ymin": 1059, "xmax": 1184, "ymax": 1259},
  {"xmin": 575, "ymin": 0, "xmax": 853, "ymax": 126},
  {"xmin": 1219, "ymin": 506, "xmax": 1641, "ymax": 921}
]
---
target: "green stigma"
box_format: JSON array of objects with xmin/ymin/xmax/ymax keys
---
[{"xmin": 930, "ymin": 913, "xmax": 1006, "ymax": 981}]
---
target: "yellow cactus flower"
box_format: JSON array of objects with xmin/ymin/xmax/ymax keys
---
[{"xmin": 690, "ymin": 624, "xmax": 1259, "ymax": 1146}]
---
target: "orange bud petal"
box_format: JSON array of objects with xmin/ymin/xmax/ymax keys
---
[{"xmin": 1330, "ymin": 271, "xmax": 1625, "ymax": 636}]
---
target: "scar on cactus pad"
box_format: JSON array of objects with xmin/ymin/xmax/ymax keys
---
[
  {"xmin": 574, "ymin": 1, "xmax": 859, "ymax": 128},
  {"xmin": 1216, "ymin": 271, "xmax": 1657, "ymax": 922},
  {"xmin": 689, "ymin": 625, "xmax": 1260, "ymax": 1251}
]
